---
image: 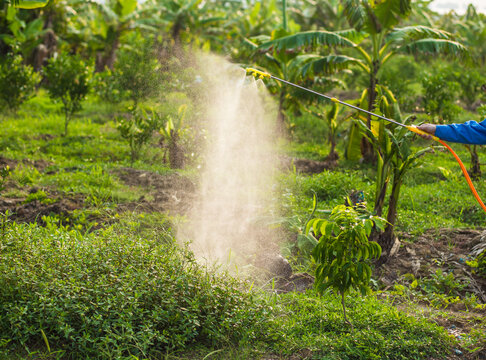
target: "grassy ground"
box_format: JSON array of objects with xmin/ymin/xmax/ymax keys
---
[{"xmin": 0, "ymin": 92, "xmax": 485, "ymax": 359}]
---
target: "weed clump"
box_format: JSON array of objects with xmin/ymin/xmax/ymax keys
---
[{"xmin": 0, "ymin": 222, "xmax": 269, "ymax": 358}]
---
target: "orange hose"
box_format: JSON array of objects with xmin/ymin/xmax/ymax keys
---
[{"xmin": 436, "ymin": 139, "xmax": 486, "ymax": 214}]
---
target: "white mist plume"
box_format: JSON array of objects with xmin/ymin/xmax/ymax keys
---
[{"xmin": 189, "ymin": 55, "xmax": 278, "ymax": 262}]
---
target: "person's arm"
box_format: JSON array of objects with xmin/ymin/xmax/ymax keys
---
[{"xmin": 417, "ymin": 120, "xmax": 486, "ymax": 145}]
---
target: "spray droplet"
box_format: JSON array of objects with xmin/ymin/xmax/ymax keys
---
[{"xmin": 184, "ymin": 54, "xmax": 278, "ymax": 263}]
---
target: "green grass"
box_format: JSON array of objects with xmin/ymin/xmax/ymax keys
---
[
  {"xmin": 0, "ymin": 220, "xmax": 454, "ymax": 360},
  {"xmin": 0, "ymin": 90, "xmax": 484, "ymax": 359}
]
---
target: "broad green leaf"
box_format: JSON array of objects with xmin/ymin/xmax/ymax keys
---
[
  {"xmin": 259, "ymin": 30, "xmax": 357, "ymax": 52},
  {"xmin": 14, "ymin": 0, "xmax": 49, "ymax": 9},
  {"xmin": 373, "ymin": 0, "xmax": 412, "ymax": 31},
  {"xmin": 345, "ymin": 122, "xmax": 362, "ymax": 161},
  {"xmin": 298, "ymin": 54, "xmax": 367, "ymax": 77},
  {"xmin": 388, "ymin": 25, "xmax": 452, "ymax": 43},
  {"xmin": 400, "ymin": 39, "xmax": 468, "ymax": 59}
]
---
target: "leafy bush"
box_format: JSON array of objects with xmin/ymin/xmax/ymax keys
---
[
  {"xmin": 0, "ymin": 222, "xmax": 269, "ymax": 358},
  {"xmin": 0, "ymin": 54, "xmax": 40, "ymax": 111},
  {"xmin": 467, "ymin": 250, "xmax": 486, "ymax": 278},
  {"xmin": 379, "ymin": 55, "xmax": 421, "ymax": 112},
  {"xmin": 117, "ymin": 107, "xmax": 162, "ymax": 164},
  {"xmin": 111, "ymin": 39, "xmax": 162, "ymax": 106},
  {"xmin": 307, "ymin": 204, "xmax": 384, "ymax": 324},
  {"xmin": 93, "ymin": 69, "xmax": 125, "ymax": 103},
  {"xmin": 43, "ymin": 53, "xmax": 92, "ymax": 136},
  {"xmin": 422, "ymin": 71, "xmax": 462, "ymax": 123},
  {"xmin": 0, "ymin": 166, "xmax": 11, "ymax": 194}
]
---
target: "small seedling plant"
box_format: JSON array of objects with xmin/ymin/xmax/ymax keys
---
[
  {"xmin": 159, "ymin": 104, "xmax": 187, "ymax": 169},
  {"xmin": 306, "ymin": 204, "xmax": 385, "ymax": 325}
]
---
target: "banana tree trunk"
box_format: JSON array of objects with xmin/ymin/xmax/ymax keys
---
[
  {"xmin": 96, "ymin": 30, "xmax": 121, "ymax": 72},
  {"xmin": 105, "ymin": 32, "xmax": 120, "ymax": 70},
  {"xmin": 466, "ymin": 145, "xmax": 481, "ymax": 180},
  {"xmin": 327, "ymin": 134, "xmax": 339, "ymax": 161},
  {"xmin": 277, "ymin": 90, "xmax": 286, "ymax": 134},
  {"xmin": 361, "ymin": 60, "xmax": 380, "ymax": 163},
  {"xmin": 378, "ymin": 172, "xmax": 403, "ymax": 264}
]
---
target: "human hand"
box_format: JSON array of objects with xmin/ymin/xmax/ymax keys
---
[{"xmin": 416, "ymin": 124, "xmax": 437, "ymax": 140}]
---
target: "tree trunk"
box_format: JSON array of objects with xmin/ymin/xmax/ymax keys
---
[
  {"xmin": 277, "ymin": 90, "xmax": 287, "ymax": 135},
  {"xmin": 104, "ymin": 32, "xmax": 120, "ymax": 71},
  {"xmin": 377, "ymin": 175, "xmax": 402, "ymax": 265},
  {"xmin": 361, "ymin": 61, "xmax": 380, "ymax": 163},
  {"xmin": 171, "ymin": 21, "xmax": 184, "ymax": 60},
  {"xmin": 169, "ymin": 131, "xmax": 184, "ymax": 169},
  {"xmin": 326, "ymin": 136, "xmax": 339, "ymax": 161},
  {"xmin": 467, "ymin": 145, "xmax": 481, "ymax": 180},
  {"xmin": 97, "ymin": 30, "xmax": 121, "ymax": 72}
]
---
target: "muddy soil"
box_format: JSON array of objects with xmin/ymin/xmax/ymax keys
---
[
  {"xmin": 0, "ymin": 156, "xmax": 52, "ymax": 173},
  {"xmin": 113, "ymin": 167, "xmax": 196, "ymax": 215},
  {"xmin": 0, "ymin": 195, "xmax": 85, "ymax": 224},
  {"xmin": 379, "ymin": 228, "xmax": 486, "ymax": 301},
  {"xmin": 279, "ymin": 155, "xmax": 337, "ymax": 174}
]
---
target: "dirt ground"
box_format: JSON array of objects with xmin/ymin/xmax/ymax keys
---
[
  {"xmin": 1, "ymin": 157, "xmax": 485, "ymax": 358},
  {"xmin": 113, "ymin": 167, "xmax": 196, "ymax": 215},
  {"xmin": 380, "ymin": 228, "xmax": 486, "ymax": 301}
]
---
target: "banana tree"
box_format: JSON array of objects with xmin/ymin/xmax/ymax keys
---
[
  {"xmin": 356, "ymin": 102, "xmax": 432, "ymax": 261},
  {"xmin": 82, "ymin": 0, "xmax": 158, "ymax": 71},
  {"xmin": 0, "ymin": 8, "xmax": 46, "ymax": 60},
  {"xmin": 438, "ymin": 4, "xmax": 486, "ymax": 67},
  {"xmin": 153, "ymin": 0, "xmax": 225, "ymax": 57},
  {"xmin": 9, "ymin": 0, "xmax": 49, "ymax": 8},
  {"xmin": 289, "ymin": 0, "xmax": 347, "ymax": 31},
  {"xmin": 259, "ymin": 0, "xmax": 468, "ymax": 161}
]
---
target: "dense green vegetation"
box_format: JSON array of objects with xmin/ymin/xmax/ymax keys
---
[{"xmin": 1, "ymin": 0, "xmax": 486, "ymax": 359}]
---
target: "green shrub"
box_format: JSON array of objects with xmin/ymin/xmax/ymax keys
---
[
  {"xmin": 0, "ymin": 54, "xmax": 40, "ymax": 111},
  {"xmin": 112, "ymin": 39, "xmax": 162, "ymax": 106},
  {"xmin": 467, "ymin": 249, "xmax": 486, "ymax": 278},
  {"xmin": 307, "ymin": 204, "xmax": 384, "ymax": 324},
  {"xmin": 0, "ymin": 166, "xmax": 10, "ymax": 193},
  {"xmin": 422, "ymin": 71, "xmax": 461, "ymax": 123},
  {"xmin": 117, "ymin": 106, "xmax": 162, "ymax": 164},
  {"xmin": 379, "ymin": 55, "xmax": 421, "ymax": 112},
  {"xmin": 43, "ymin": 53, "xmax": 92, "ymax": 136},
  {"xmin": 0, "ymin": 222, "xmax": 269, "ymax": 358},
  {"xmin": 93, "ymin": 69, "xmax": 125, "ymax": 104}
]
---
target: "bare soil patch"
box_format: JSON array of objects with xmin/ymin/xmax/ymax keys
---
[
  {"xmin": 0, "ymin": 155, "xmax": 52, "ymax": 172},
  {"xmin": 113, "ymin": 167, "xmax": 196, "ymax": 215},
  {"xmin": 279, "ymin": 156, "xmax": 337, "ymax": 174},
  {"xmin": 379, "ymin": 228, "xmax": 486, "ymax": 301},
  {"xmin": 0, "ymin": 195, "xmax": 85, "ymax": 224}
]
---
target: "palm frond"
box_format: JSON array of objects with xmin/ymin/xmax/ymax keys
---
[
  {"xmin": 400, "ymin": 39, "xmax": 469, "ymax": 59},
  {"xmin": 342, "ymin": 0, "xmax": 368, "ymax": 31},
  {"xmin": 373, "ymin": 0, "xmax": 412, "ymax": 30},
  {"xmin": 334, "ymin": 29, "xmax": 368, "ymax": 44},
  {"xmin": 290, "ymin": 54, "xmax": 367, "ymax": 78},
  {"xmin": 387, "ymin": 25, "xmax": 453, "ymax": 43},
  {"xmin": 258, "ymin": 31, "xmax": 356, "ymax": 52}
]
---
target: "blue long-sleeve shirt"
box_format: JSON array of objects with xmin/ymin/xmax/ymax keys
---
[{"xmin": 435, "ymin": 119, "xmax": 486, "ymax": 145}]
